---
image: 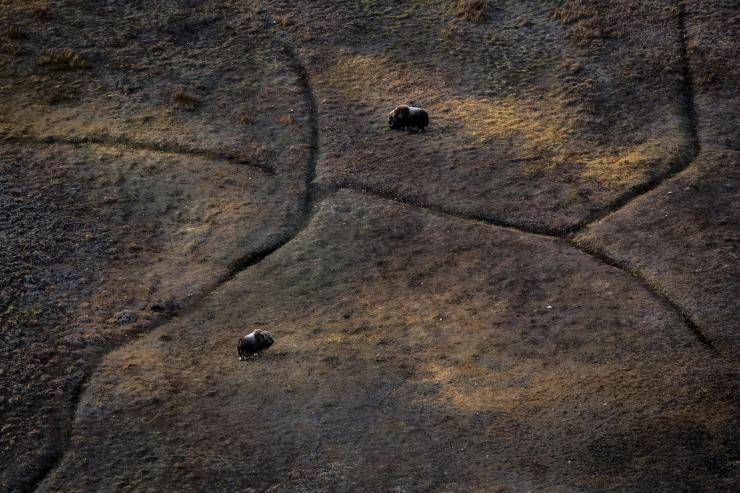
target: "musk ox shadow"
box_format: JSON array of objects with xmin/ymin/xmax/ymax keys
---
[{"xmin": 388, "ymin": 105, "xmax": 429, "ymax": 132}]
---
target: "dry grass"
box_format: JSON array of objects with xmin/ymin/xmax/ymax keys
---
[
  {"xmin": 278, "ymin": 114, "xmax": 295, "ymax": 125},
  {"xmin": 553, "ymin": 0, "xmax": 598, "ymax": 25},
  {"xmin": 36, "ymin": 48, "xmax": 91, "ymax": 70},
  {"xmin": 327, "ymin": 334, "xmax": 346, "ymax": 344},
  {"xmin": 6, "ymin": 26, "xmax": 26, "ymax": 40},
  {"xmin": 687, "ymin": 38, "xmax": 721, "ymax": 90},
  {"xmin": 274, "ymin": 15, "xmax": 291, "ymax": 27},
  {"xmin": 172, "ymin": 88, "xmax": 201, "ymax": 109},
  {"xmin": 237, "ymin": 112, "xmax": 255, "ymax": 125},
  {"xmin": 29, "ymin": 2, "xmax": 49, "ymax": 18},
  {"xmin": 453, "ymin": 0, "xmax": 489, "ymax": 22},
  {"xmin": 41, "ymin": 87, "xmax": 74, "ymax": 105},
  {"xmin": 0, "ymin": 42, "xmax": 23, "ymax": 56},
  {"xmin": 553, "ymin": 0, "xmax": 609, "ymax": 42}
]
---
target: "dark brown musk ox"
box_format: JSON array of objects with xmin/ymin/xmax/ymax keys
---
[
  {"xmin": 388, "ymin": 105, "xmax": 429, "ymax": 131},
  {"xmin": 237, "ymin": 330, "xmax": 274, "ymax": 360}
]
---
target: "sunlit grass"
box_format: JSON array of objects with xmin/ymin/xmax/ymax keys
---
[
  {"xmin": 36, "ymin": 48, "xmax": 92, "ymax": 70},
  {"xmin": 321, "ymin": 51, "xmax": 691, "ymax": 190},
  {"xmin": 453, "ymin": 0, "xmax": 489, "ymax": 22}
]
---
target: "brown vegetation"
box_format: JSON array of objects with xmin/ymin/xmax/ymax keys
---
[
  {"xmin": 172, "ymin": 88, "xmax": 201, "ymax": 109},
  {"xmin": 237, "ymin": 111, "xmax": 255, "ymax": 125},
  {"xmin": 453, "ymin": 0, "xmax": 489, "ymax": 22},
  {"xmin": 553, "ymin": 0, "xmax": 611, "ymax": 42},
  {"xmin": 274, "ymin": 14, "xmax": 291, "ymax": 27},
  {"xmin": 36, "ymin": 48, "xmax": 91, "ymax": 70},
  {"xmin": 5, "ymin": 26, "xmax": 26, "ymax": 40},
  {"xmin": 40, "ymin": 87, "xmax": 74, "ymax": 105},
  {"xmin": 278, "ymin": 114, "xmax": 295, "ymax": 125},
  {"xmin": 0, "ymin": 42, "xmax": 22, "ymax": 56},
  {"xmin": 29, "ymin": 3, "xmax": 49, "ymax": 18}
]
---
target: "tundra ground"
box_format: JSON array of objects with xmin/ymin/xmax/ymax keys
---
[{"xmin": 1, "ymin": 1, "xmax": 738, "ymax": 491}]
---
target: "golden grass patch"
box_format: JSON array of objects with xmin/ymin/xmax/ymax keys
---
[
  {"xmin": 29, "ymin": 2, "xmax": 49, "ymax": 18},
  {"xmin": 274, "ymin": 14, "xmax": 291, "ymax": 27},
  {"xmin": 453, "ymin": 0, "xmax": 489, "ymax": 22},
  {"xmin": 36, "ymin": 48, "xmax": 91, "ymax": 70},
  {"xmin": 278, "ymin": 114, "xmax": 296, "ymax": 125},
  {"xmin": 327, "ymin": 334, "xmax": 346, "ymax": 344},
  {"xmin": 237, "ymin": 112, "xmax": 255, "ymax": 125},
  {"xmin": 172, "ymin": 88, "xmax": 201, "ymax": 109}
]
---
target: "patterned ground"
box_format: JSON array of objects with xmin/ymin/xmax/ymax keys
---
[{"xmin": 1, "ymin": 1, "xmax": 738, "ymax": 491}]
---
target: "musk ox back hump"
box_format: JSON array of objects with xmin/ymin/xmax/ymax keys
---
[
  {"xmin": 408, "ymin": 107, "xmax": 429, "ymax": 129},
  {"xmin": 238, "ymin": 329, "xmax": 274, "ymax": 359}
]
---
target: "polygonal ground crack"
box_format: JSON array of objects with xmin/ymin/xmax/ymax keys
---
[{"xmin": 1, "ymin": 134, "xmax": 275, "ymax": 175}]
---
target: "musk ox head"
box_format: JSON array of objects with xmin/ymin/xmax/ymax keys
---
[
  {"xmin": 238, "ymin": 329, "xmax": 274, "ymax": 360},
  {"xmin": 388, "ymin": 105, "xmax": 410, "ymax": 129},
  {"xmin": 388, "ymin": 105, "xmax": 429, "ymax": 131}
]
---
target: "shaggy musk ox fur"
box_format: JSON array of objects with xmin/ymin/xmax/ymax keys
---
[
  {"xmin": 238, "ymin": 330, "xmax": 274, "ymax": 360},
  {"xmin": 389, "ymin": 105, "xmax": 429, "ymax": 131}
]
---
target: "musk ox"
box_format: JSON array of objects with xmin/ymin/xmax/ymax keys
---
[
  {"xmin": 388, "ymin": 105, "xmax": 429, "ymax": 131},
  {"xmin": 238, "ymin": 330, "xmax": 274, "ymax": 360}
]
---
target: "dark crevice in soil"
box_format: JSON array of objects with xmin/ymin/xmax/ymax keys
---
[
  {"xmin": 565, "ymin": 1, "xmax": 701, "ymax": 234},
  {"xmin": 676, "ymin": 1, "xmax": 701, "ymax": 157},
  {"xmin": 15, "ymin": 354, "xmax": 94, "ymax": 493},
  {"xmin": 19, "ymin": 307, "xmax": 177, "ymax": 493},
  {"xmin": 315, "ymin": 179, "xmax": 565, "ymax": 236},
  {"xmin": 571, "ymin": 241, "xmax": 716, "ymax": 352},
  {"xmin": 219, "ymin": 40, "xmax": 322, "ymax": 281},
  {"xmin": 278, "ymin": 42, "xmax": 319, "ymax": 185},
  {"xmin": 322, "ymin": 181, "xmax": 716, "ymax": 352},
  {"xmin": 0, "ymin": 134, "xmax": 275, "ymax": 175}
]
